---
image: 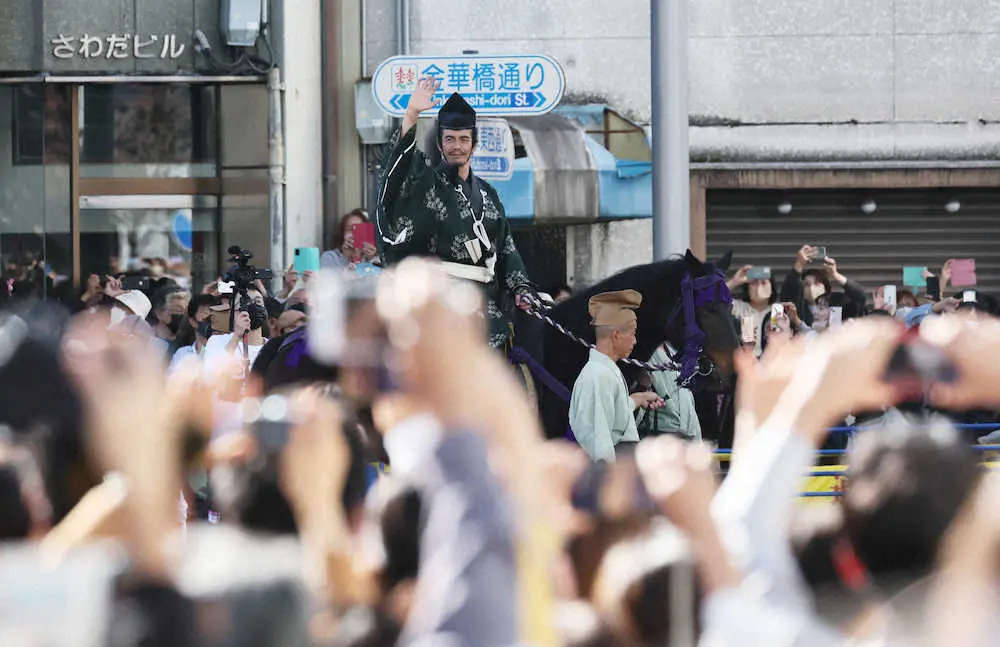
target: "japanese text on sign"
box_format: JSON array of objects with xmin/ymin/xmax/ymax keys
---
[
  {"xmin": 391, "ymin": 61, "xmax": 547, "ymax": 94},
  {"xmin": 49, "ymin": 34, "xmax": 186, "ymax": 60},
  {"xmin": 374, "ymin": 54, "xmax": 565, "ymax": 117},
  {"xmin": 477, "ymin": 124, "xmax": 507, "ymax": 154}
]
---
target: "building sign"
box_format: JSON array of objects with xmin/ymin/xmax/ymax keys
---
[
  {"xmin": 471, "ymin": 118, "xmax": 515, "ymax": 181},
  {"xmin": 373, "ymin": 54, "xmax": 565, "ymax": 117},
  {"xmin": 49, "ymin": 34, "xmax": 186, "ymax": 60}
]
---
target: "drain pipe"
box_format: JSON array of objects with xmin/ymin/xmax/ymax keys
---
[
  {"xmin": 396, "ymin": 0, "xmax": 411, "ymax": 55},
  {"xmin": 268, "ymin": 67, "xmax": 286, "ymax": 283}
]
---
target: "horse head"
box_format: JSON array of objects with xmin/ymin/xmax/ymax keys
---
[{"xmin": 534, "ymin": 249, "xmax": 739, "ymax": 438}]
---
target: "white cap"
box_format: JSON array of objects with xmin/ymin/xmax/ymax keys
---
[{"xmin": 114, "ymin": 290, "xmax": 152, "ymax": 319}]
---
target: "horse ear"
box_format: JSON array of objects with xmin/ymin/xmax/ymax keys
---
[
  {"xmin": 683, "ymin": 249, "xmax": 701, "ymax": 268},
  {"xmin": 716, "ymin": 250, "xmax": 733, "ymax": 272}
]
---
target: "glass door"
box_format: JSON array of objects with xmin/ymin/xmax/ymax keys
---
[
  {"xmin": 78, "ymin": 195, "xmax": 219, "ymax": 292},
  {"xmin": 0, "ymin": 84, "xmax": 73, "ymax": 301},
  {"xmin": 0, "ymin": 80, "xmax": 270, "ymax": 302}
]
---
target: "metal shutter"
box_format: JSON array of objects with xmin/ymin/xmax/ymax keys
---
[{"xmin": 706, "ymin": 189, "xmax": 1000, "ymax": 299}]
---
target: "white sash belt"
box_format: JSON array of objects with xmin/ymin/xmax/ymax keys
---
[{"xmin": 441, "ymin": 261, "xmax": 494, "ymax": 284}]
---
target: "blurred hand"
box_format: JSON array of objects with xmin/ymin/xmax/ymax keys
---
[
  {"xmin": 942, "ymin": 259, "xmax": 955, "ymax": 287},
  {"xmin": 923, "ymin": 316, "xmax": 1000, "ymax": 410},
  {"xmin": 784, "ymin": 302, "xmax": 801, "ymax": 327},
  {"xmin": 729, "ymin": 265, "xmax": 751, "ymax": 288},
  {"xmin": 63, "ymin": 318, "xmax": 177, "ymax": 577},
  {"xmin": 823, "ymin": 257, "xmax": 847, "ymax": 285},
  {"xmin": 515, "ymin": 293, "xmax": 534, "ymax": 312},
  {"xmin": 279, "ymin": 391, "xmax": 348, "ymax": 529},
  {"xmin": 631, "ymin": 391, "xmax": 666, "ymax": 410},
  {"xmin": 795, "ymin": 245, "xmax": 815, "ymax": 272},
  {"xmin": 284, "ymin": 264, "xmax": 298, "ymax": 290},
  {"xmin": 743, "ymin": 333, "xmax": 805, "ymax": 428},
  {"xmin": 103, "ymin": 275, "xmax": 124, "ymax": 298},
  {"xmin": 636, "ymin": 436, "xmax": 718, "ymax": 536},
  {"xmin": 84, "ymin": 274, "xmax": 101, "ymax": 296},
  {"xmin": 773, "ymin": 319, "xmax": 902, "ymax": 439},
  {"xmin": 202, "ymin": 278, "xmax": 221, "ymax": 296},
  {"xmin": 933, "ymin": 297, "xmax": 961, "ymax": 314},
  {"xmin": 232, "ymin": 310, "xmax": 251, "ymax": 337},
  {"xmin": 361, "ymin": 243, "xmax": 378, "ymax": 261}
]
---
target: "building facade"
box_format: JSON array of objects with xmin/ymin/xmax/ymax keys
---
[
  {"xmin": 0, "ymin": 0, "xmax": 347, "ymax": 298},
  {"xmin": 359, "ymin": 0, "xmax": 1000, "ymax": 294}
]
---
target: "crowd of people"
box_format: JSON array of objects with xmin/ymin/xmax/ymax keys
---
[
  {"xmin": 2, "ymin": 74, "xmax": 999, "ymax": 646},
  {"xmin": 0, "ymin": 241, "xmax": 999, "ymax": 646}
]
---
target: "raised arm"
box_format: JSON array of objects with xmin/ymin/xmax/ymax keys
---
[{"xmin": 376, "ymin": 78, "xmax": 441, "ymax": 256}]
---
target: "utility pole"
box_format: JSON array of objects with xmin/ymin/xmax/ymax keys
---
[{"xmin": 650, "ymin": 0, "xmax": 690, "ymax": 260}]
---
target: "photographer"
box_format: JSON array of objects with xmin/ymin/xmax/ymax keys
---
[{"xmin": 202, "ymin": 285, "xmax": 269, "ymax": 380}]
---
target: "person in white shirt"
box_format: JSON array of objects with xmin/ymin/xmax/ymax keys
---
[
  {"xmin": 168, "ymin": 294, "xmax": 221, "ymax": 375},
  {"xmin": 569, "ymin": 290, "xmax": 664, "ymax": 462},
  {"xmin": 201, "ymin": 286, "xmax": 269, "ymax": 378},
  {"xmin": 201, "ymin": 287, "xmax": 269, "ymax": 437}
]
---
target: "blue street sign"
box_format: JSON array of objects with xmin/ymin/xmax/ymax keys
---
[
  {"xmin": 471, "ymin": 118, "xmax": 515, "ymax": 181},
  {"xmin": 372, "ymin": 54, "xmax": 565, "ymax": 117}
]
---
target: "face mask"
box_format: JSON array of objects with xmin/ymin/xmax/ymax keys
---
[
  {"xmin": 750, "ymin": 282, "xmax": 772, "ymax": 303},
  {"xmin": 167, "ymin": 313, "xmax": 184, "ymax": 334},
  {"xmin": 243, "ymin": 303, "xmax": 267, "ymax": 331},
  {"xmin": 805, "ymin": 284, "xmax": 826, "ymax": 303},
  {"xmin": 196, "ymin": 319, "xmax": 213, "ymax": 339}
]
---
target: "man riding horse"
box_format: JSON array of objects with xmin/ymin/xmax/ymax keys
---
[{"xmin": 375, "ymin": 77, "xmax": 536, "ymax": 350}]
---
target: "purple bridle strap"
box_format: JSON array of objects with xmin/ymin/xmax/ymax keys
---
[{"xmin": 664, "ymin": 270, "xmax": 732, "ymax": 386}]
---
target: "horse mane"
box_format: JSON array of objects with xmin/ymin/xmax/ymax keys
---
[{"xmin": 548, "ymin": 255, "xmax": 693, "ymax": 363}]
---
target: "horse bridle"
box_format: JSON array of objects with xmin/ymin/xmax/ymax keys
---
[
  {"xmin": 662, "ymin": 269, "xmax": 733, "ymax": 388},
  {"xmin": 517, "ymin": 268, "xmax": 732, "ymax": 389}
]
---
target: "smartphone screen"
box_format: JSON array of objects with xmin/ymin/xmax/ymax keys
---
[
  {"xmin": 926, "ymin": 276, "xmax": 941, "ymax": 301},
  {"xmin": 963, "ymin": 290, "xmax": 977, "ymax": 303},
  {"xmin": 293, "ymin": 247, "xmax": 320, "ymax": 274},
  {"xmin": 747, "ymin": 266, "xmax": 771, "ymax": 281},
  {"xmin": 811, "ymin": 246, "xmax": 828, "ymax": 262},
  {"xmin": 883, "ymin": 285, "xmax": 897, "ymax": 308},
  {"xmin": 352, "ymin": 223, "xmax": 376, "ymax": 249}
]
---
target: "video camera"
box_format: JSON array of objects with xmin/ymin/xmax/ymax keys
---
[{"xmin": 222, "ymin": 245, "xmax": 274, "ymax": 293}]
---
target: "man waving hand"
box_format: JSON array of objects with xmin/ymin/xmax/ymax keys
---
[{"xmin": 376, "ymin": 76, "xmax": 535, "ymax": 349}]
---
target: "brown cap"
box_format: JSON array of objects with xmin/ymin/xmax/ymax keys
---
[{"xmin": 588, "ymin": 289, "xmax": 642, "ymax": 327}]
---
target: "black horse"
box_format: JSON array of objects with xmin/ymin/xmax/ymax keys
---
[{"xmin": 513, "ymin": 250, "xmax": 741, "ymax": 441}]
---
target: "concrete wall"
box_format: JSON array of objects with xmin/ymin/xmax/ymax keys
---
[
  {"xmin": 368, "ymin": 0, "xmax": 1000, "ymax": 280},
  {"xmin": 690, "ymin": 0, "xmax": 1000, "ymax": 125},
  {"xmin": 387, "ymin": 0, "xmax": 1000, "ymax": 127}
]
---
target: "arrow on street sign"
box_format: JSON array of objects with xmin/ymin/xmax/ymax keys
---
[{"xmin": 372, "ymin": 54, "xmax": 565, "ymax": 117}]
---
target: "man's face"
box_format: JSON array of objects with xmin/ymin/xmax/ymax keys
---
[
  {"xmin": 158, "ymin": 293, "xmax": 190, "ymax": 324},
  {"xmin": 440, "ymin": 129, "xmax": 475, "ymax": 168},
  {"xmin": 613, "ymin": 324, "xmax": 638, "ymax": 358}
]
